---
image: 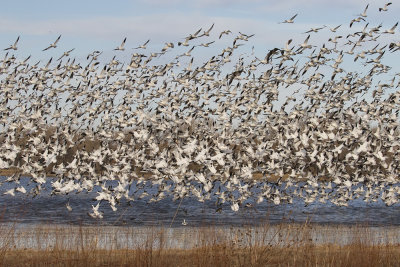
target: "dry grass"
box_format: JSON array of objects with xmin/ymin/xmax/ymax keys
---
[
  {"xmin": 4, "ymin": 244, "xmax": 400, "ymax": 267},
  {"xmin": 0, "ymin": 222, "xmax": 399, "ymax": 266}
]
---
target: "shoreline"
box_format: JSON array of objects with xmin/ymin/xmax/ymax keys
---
[
  {"xmin": 1, "ymin": 222, "xmax": 400, "ymax": 250},
  {"xmin": 1, "ymin": 222, "xmax": 400, "ymax": 266}
]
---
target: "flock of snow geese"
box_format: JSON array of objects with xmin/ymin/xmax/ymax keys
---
[{"xmin": 1, "ymin": 3, "xmax": 400, "ymax": 219}]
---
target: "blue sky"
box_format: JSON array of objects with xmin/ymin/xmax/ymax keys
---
[{"xmin": 0, "ymin": 0, "xmax": 398, "ymax": 63}]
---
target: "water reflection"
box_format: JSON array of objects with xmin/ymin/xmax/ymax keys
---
[{"xmin": 1, "ymin": 176, "xmax": 399, "ymax": 227}]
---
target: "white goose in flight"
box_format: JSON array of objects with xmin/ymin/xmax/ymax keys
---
[
  {"xmin": 43, "ymin": 35, "xmax": 61, "ymax": 51},
  {"xmin": 133, "ymin": 39, "xmax": 150, "ymax": 49},
  {"xmin": 379, "ymin": 2, "xmax": 392, "ymax": 12},
  {"xmin": 279, "ymin": 14, "xmax": 298, "ymax": 24},
  {"xmin": 57, "ymin": 48, "xmax": 75, "ymax": 61},
  {"xmin": 88, "ymin": 202, "xmax": 103, "ymax": 219},
  {"xmin": 1, "ymin": 4, "xmax": 400, "ymax": 216},
  {"xmin": 358, "ymin": 4, "xmax": 369, "ymax": 17},
  {"xmin": 4, "ymin": 36, "xmax": 20, "ymax": 51},
  {"xmin": 114, "ymin": 37, "xmax": 127, "ymax": 51}
]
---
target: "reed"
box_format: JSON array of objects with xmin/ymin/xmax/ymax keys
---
[{"xmin": 0, "ymin": 221, "xmax": 399, "ymax": 266}]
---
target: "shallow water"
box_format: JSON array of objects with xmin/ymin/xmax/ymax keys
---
[{"xmin": 1, "ymin": 176, "xmax": 399, "ymax": 227}]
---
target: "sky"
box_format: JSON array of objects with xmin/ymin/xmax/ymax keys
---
[{"xmin": 0, "ymin": 0, "xmax": 398, "ymax": 62}]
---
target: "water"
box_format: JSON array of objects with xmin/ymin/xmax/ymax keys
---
[{"xmin": 1, "ymin": 176, "xmax": 399, "ymax": 227}]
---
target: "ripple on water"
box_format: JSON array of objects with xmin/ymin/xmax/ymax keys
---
[{"xmin": 1, "ymin": 176, "xmax": 399, "ymax": 227}]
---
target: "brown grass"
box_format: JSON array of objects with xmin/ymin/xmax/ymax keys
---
[
  {"xmin": 0, "ymin": 222, "xmax": 399, "ymax": 266},
  {"xmin": 4, "ymin": 244, "xmax": 400, "ymax": 267}
]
